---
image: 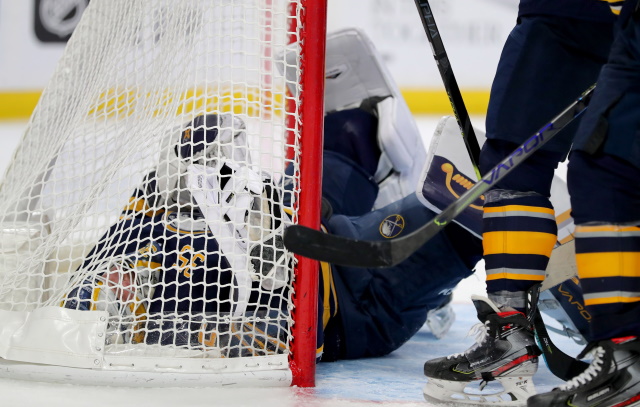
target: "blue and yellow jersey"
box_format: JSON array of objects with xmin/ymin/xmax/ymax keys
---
[
  {"xmin": 600, "ymin": 0, "xmax": 625, "ymax": 15},
  {"xmin": 518, "ymin": 0, "xmax": 617, "ymax": 22},
  {"xmin": 317, "ymin": 255, "xmax": 339, "ymax": 360}
]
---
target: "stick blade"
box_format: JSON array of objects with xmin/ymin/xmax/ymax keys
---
[{"xmin": 283, "ymin": 225, "xmax": 394, "ymax": 268}]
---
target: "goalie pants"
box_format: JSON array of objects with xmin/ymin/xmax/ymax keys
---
[{"xmin": 319, "ymin": 194, "xmax": 480, "ymax": 360}]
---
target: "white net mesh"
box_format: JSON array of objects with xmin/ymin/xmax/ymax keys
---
[{"xmin": 0, "ymin": 0, "xmax": 311, "ymax": 382}]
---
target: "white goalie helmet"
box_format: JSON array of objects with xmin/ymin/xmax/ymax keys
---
[{"xmin": 155, "ymin": 113, "xmax": 250, "ymax": 209}]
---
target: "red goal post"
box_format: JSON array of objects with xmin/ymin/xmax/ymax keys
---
[{"xmin": 0, "ymin": 0, "xmax": 326, "ymax": 388}]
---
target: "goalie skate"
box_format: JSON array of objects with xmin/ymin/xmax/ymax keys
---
[{"xmin": 423, "ymin": 296, "xmax": 541, "ymax": 406}]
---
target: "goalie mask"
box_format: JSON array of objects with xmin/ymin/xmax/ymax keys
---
[
  {"xmin": 155, "ymin": 113, "xmax": 250, "ymax": 209},
  {"xmin": 176, "ymin": 113, "xmax": 249, "ymax": 165}
]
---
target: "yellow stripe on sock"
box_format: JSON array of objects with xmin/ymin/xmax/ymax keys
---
[
  {"xmin": 486, "ymin": 272, "xmax": 546, "ymax": 282},
  {"xmin": 577, "ymin": 252, "xmax": 640, "ymax": 279},
  {"xmin": 484, "ymin": 231, "xmax": 557, "ymax": 256},
  {"xmin": 585, "ymin": 296, "xmax": 640, "ymax": 306},
  {"xmin": 576, "ymin": 225, "xmax": 640, "ymax": 234},
  {"xmin": 483, "ymin": 205, "xmax": 555, "ymax": 216}
]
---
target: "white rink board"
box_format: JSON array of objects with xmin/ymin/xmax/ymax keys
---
[{"xmin": 0, "ymin": 1, "xmax": 517, "ymax": 93}]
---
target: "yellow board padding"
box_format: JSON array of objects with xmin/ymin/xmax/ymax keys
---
[
  {"xmin": 86, "ymin": 87, "xmax": 286, "ymax": 119},
  {"xmin": 0, "ymin": 91, "xmax": 42, "ymax": 119},
  {"xmin": 577, "ymin": 252, "xmax": 640, "ymax": 279},
  {"xmin": 483, "ymin": 230, "xmax": 557, "ymax": 257},
  {"xmin": 401, "ymin": 88, "xmax": 490, "ymax": 115},
  {"xmin": 0, "ymin": 88, "xmax": 492, "ymax": 120}
]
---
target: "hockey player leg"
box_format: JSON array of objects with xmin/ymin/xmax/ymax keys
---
[{"xmin": 531, "ymin": 158, "xmax": 640, "ymax": 404}]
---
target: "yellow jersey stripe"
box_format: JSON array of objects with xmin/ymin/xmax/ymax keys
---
[
  {"xmin": 321, "ymin": 260, "xmax": 332, "ymax": 329},
  {"xmin": 600, "ymin": 0, "xmax": 625, "ymax": 15}
]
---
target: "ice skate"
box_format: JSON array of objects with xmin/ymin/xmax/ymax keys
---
[
  {"xmin": 527, "ymin": 336, "xmax": 640, "ymax": 407},
  {"xmin": 423, "ymin": 295, "xmax": 541, "ymax": 406}
]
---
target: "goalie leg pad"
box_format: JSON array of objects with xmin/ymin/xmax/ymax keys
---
[{"xmin": 143, "ymin": 310, "xmax": 288, "ymax": 357}]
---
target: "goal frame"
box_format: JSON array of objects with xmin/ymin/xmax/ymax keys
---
[
  {"xmin": 287, "ymin": 0, "xmax": 326, "ymax": 388},
  {"xmin": 0, "ymin": 0, "xmax": 327, "ymax": 388}
]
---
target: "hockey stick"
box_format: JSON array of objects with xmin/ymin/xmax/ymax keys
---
[
  {"xmin": 528, "ymin": 284, "xmax": 589, "ymax": 381},
  {"xmin": 283, "ymin": 85, "xmax": 595, "ymax": 267},
  {"xmin": 413, "ymin": 0, "xmax": 482, "ymax": 177}
]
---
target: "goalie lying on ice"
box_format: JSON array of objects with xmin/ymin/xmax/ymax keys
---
[
  {"xmin": 59, "ymin": 104, "xmax": 481, "ymax": 360},
  {"xmin": 60, "ymin": 28, "xmax": 485, "ymax": 361},
  {"xmin": 62, "ymin": 113, "xmax": 290, "ymax": 356}
]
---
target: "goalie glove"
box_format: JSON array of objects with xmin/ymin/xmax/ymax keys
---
[
  {"xmin": 188, "ymin": 161, "xmax": 291, "ymax": 293},
  {"xmin": 61, "ymin": 246, "xmax": 161, "ymax": 345}
]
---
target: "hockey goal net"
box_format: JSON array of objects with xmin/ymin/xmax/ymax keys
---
[{"xmin": 0, "ymin": 0, "xmax": 324, "ymax": 387}]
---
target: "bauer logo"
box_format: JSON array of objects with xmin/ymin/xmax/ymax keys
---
[
  {"xmin": 325, "ymin": 64, "xmax": 349, "ymax": 80},
  {"xmin": 34, "ymin": 0, "xmax": 89, "ymax": 43},
  {"xmin": 379, "ymin": 215, "xmax": 405, "ymax": 239}
]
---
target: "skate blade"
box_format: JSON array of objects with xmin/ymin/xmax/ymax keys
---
[{"xmin": 423, "ymin": 376, "xmax": 536, "ymax": 406}]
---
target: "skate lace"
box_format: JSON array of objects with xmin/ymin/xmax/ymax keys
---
[
  {"xmin": 446, "ymin": 322, "xmax": 488, "ymax": 360},
  {"xmin": 559, "ymin": 346, "xmax": 605, "ymax": 391}
]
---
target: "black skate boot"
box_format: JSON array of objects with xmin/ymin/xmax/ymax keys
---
[
  {"xmin": 528, "ymin": 336, "xmax": 640, "ymax": 407},
  {"xmin": 423, "ymin": 295, "xmax": 541, "ymax": 406}
]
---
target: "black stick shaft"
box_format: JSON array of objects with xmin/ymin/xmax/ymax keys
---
[{"xmin": 413, "ymin": 0, "xmax": 481, "ymax": 177}]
